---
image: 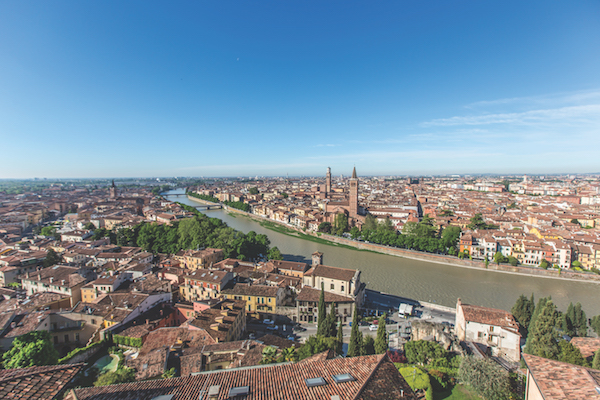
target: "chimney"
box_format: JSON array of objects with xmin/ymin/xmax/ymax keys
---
[
  {"xmin": 38, "ymin": 274, "xmax": 41, "ymax": 280},
  {"xmin": 146, "ymin": 319, "xmax": 150, "ymax": 325},
  {"xmin": 61, "ymin": 280, "xmax": 66, "ymax": 285},
  {"xmin": 26, "ymin": 272, "xmax": 29, "ymax": 279},
  {"xmin": 49, "ymin": 277, "xmax": 54, "ymax": 283}
]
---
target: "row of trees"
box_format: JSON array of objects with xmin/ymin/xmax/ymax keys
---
[
  {"xmin": 512, "ymin": 294, "xmax": 600, "ymax": 367},
  {"xmin": 89, "ymin": 211, "xmax": 283, "ymax": 261},
  {"xmin": 187, "ymin": 192, "xmax": 250, "ymax": 212}
]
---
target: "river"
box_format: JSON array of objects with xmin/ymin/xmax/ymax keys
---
[{"xmin": 165, "ymin": 189, "xmax": 600, "ymax": 316}]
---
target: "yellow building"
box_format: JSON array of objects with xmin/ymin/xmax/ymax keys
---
[{"xmin": 221, "ymin": 284, "xmax": 283, "ymax": 314}]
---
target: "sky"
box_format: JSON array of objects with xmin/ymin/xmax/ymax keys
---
[{"xmin": 1, "ymin": 1, "xmax": 599, "ymax": 179}]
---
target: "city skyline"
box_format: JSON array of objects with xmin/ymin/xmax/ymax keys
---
[{"xmin": 1, "ymin": 1, "xmax": 599, "ymax": 179}]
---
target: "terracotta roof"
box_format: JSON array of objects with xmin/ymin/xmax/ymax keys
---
[
  {"xmin": 311, "ymin": 264, "xmax": 357, "ymax": 282},
  {"xmin": 460, "ymin": 303, "xmax": 520, "ymax": 333},
  {"xmin": 296, "ymin": 286, "xmax": 355, "ymax": 303},
  {"xmin": 70, "ymin": 354, "xmax": 415, "ymax": 400},
  {"xmin": 0, "ymin": 363, "xmax": 84, "ymax": 400},
  {"xmin": 524, "ymin": 353, "xmax": 600, "ymax": 399},
  {"xmin": 570, "ymin": 337, "xmax": 600, "ymax": 360},
  {"xmin": 221, "ymin": 283, "xmax": 280, "ymax": 298}
]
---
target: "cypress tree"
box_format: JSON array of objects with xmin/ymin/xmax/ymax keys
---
[
  {"xmin": 317, "ymin": 285, "xmax": 326, "ymax": 336},
  {"xmin": 336, "ymin": 320, "xmax": 344, "ymax": 355},
  {"xmin": 574, "ymin": 302, "xmax": 587, "ymax": 337},
  {"xmin": 525, "ymin": 301, "xmax": 560, "ymax": 360},
  {"xmin": 593, "ymin": 350, "xmax": 600, "ymax": 370},
  {"xmin": 512, "ymin": 294, "xmax": 534, "ymax": 337},
  {"xmin": 374, "ymin": 315, "xmax": 388, "ymax": 354},
  {"xmin": 347, "ymin": 304, "xmax": 361, "ymax": 357},
  {"xmin": 363, "ymin": 336, "xmax": 375, "ymax": 355}
]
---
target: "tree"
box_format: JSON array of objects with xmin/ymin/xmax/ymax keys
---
[
  {"xmin": 493, "ymin": 251, "xmax": 506, "ymax": 265},
  {"xmin": 591, "ymin": 315, "xmax": 600, "ymax": 336},
  {"xmin": 321, "ymin": 306, "xmax": 338, "ymax": 338},
  {"xmin": 260, "ymin": 346, "xmax": 278, "ymax": 364},
  {"xmin": 404, "ymin": 340, "xmax": 447, "ymax": 366},
  {"xmin": 94, "ymin": 368, "xmax": 136, "ymax": 386},
  {"xmin": 467, "ymin": 213, "xmax": 488, "ymax": 230},
  {"xmin": 278, "ymin": 346, "xmax": 297, "ymax": 362},
  {"xmin": 347, "ymin": 305, "xmax": 361, "ymax": 357},
  {"xmin": 334, "ymin": 213, "xmax": 348, "ymax": 234},
  {"xmin": 558, "ymin": 340, "xmax": 588, "ymax": 367},
  {"xmin": 374, "ymin": 315, "xmax": 387, "ymax": 354},
  {"xmin": 296, "ymin": 335, "xmax": 338, "ymax": 361},
  {"xmin": 512, "ymin": 294, "xmax": 534, "ymax": 338},
  {"xmin": 573, "ymin": 302, "xmax": 588, "ymax": 337},
  {"xmin": 43, "ymin": 248, "xmax": 61, "ymax": 268},
  {"xmin": 248, "ymin": 187, "xmax": 259, "ymax": 195},
  {"xmin": 362, "ymin": 335, "xmax": 375, "ymax": 355},
  {"xmin": 570, "ymin": 218, "xmax": 580, "ymax": 225},
  {"xmin": 363, "ymin": 214, "xmax": 378, "ymax": 231},
  {"xmin": 84, "ymin": 222, "xmax": 96, "ymax": 230},
  {"xmin": 336, "ymin": 320, "xmax": 344, "ymax": 355},
  {"xmin": 318, "ymin": 222, "xmax": 332, "ymax": 233},
  {"xmin": 539, "ymin": 259, "xmax": 550, "ymax": 269},
  {"xmin": 267, "ymin": 246, "xmax": 283, "ymax": 260},
  {"xmin": 317, "ymin": 287, "xmax": 327, "ymax": 336},
  {"xmin": 593, "ymin": 350, "xmax": 600, "ymax": 370},
  {"xmin": 524, "ymin": 301, "xmax": 560, "ymax": 360},
  {"xmin": 3, "ymin": 331, "xmax": 59, "ymax": 369},
  {"xmin": 507, "ymin": 256, "xmax": 519, "ymax": 266},
  {"xmin": 349, "ymin": 226, "xmax": 360, "ymax": 240},
  {"xmin": 458, "ymin": 356, "xmax": 511, "ymax": 400}
]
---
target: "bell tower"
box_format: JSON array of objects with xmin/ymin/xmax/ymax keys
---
[
  {"xmin": 349, "ymin": 167, "xmax": 358, "ymax": 217},
  {"xmin": 325, "ymin": 167, "xmax": 332, "ymax": 198},
  {"xmin": 109, "ymin": 180, "xmax": 118, "ymax": 199}
]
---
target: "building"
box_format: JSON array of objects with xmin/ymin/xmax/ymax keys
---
[
  {"xmin": 68, "ymin": 353, "xmax": 416, "ymax": 400},
  {"xmin": 185, "ymin": 299, "xmax": 246, "ymax": 343},
  {"xmin": 523, "ymin": 353, "xmax": 600, "ymax": 399},
  {"xmin": 302, "ymin": 258, "xmax": 365, "ymax": 307},
  {"xmin": 20, "ymin": 265, "xmax": 89, "ymax": 307},
  {"xmin": 222, "ymin": 283, "xmax": 284, "ymax": 315},
  {"xmin": 173, "ymin": 248, "xmax": 224, "ymax": 270},
  {"xmin": 0, "ymin": 363, "xmax": 84, "ymax": 400},
  {"xmin": 296, "ymin": 286, "xmax": 355, "ymax": 324},
  {"xmin": 455, "ymin": 298, "xmax": 521, "ymax": 363},
  {"xmin": 179, "ymin": 269, "xmax": 233, "ymax": 302}
]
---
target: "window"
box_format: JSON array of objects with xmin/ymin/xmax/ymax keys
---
[
  {"xmin": 477, "ymin": 332, "xmax": 483, "ymax": 339},
  {"xmin": 64, "ymin": 334, "xmax": 69, "ymax": 343},
  {"xmin": 75, "ymin": 333, "xmax": 80, "ymax": 342},
  {"xmin": 341, "ymin": 285, "xmax": 344, "ymax": 292},
  {"xmin": 489, "ymin": 326, "xmax": 494, "ymax": 332},
  {"xmin": 268, "ymin": 298, "xmax": 271, "ymax": 303},
  {"xmin": 91, "ymin": 319, "xmax": 96, "ymax": 325},
  {"xmin": 54, "ymin": 336, "xmax": 58, "ymax": 344},
  {"xmin": 331, "ymin": 283, "xmax": 335, "ymax": 289}
]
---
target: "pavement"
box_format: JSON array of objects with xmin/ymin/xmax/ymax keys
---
[{"xmin": 249, "ymin": 290, "xmax": 457, "ymax": 347}]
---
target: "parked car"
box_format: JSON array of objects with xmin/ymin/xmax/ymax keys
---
[
  {"xmin": 293, "ymin": 325, "xmax": 306, "ymax": 332},
  {"xmin": 287, "ymin": 335, "xmax": 295, "ymax": 341},
  {"xmin": 248, "ymin": 333, "xmax": 256, "ymax": 339},
  {"xmin": 369, "ymin": 324, "xmax": 378, "ymax": 331},
  {"xmin": 263, "ymin": 319, "xmax": 274, "ymax": 325},
  {"xmin": 267, "ymin": 325, "xmax": 279, "ymax": 331}
]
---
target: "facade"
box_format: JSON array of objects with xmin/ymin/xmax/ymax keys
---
[
  {"xmin": 455, "ymin": 299, "xmax": 521, "ymax": 362},
  {"xmin": 222, "ymin": 283, "xmax": 284, "ymax": 314},
  {"xmin": 173, "ymin": 248, "xmax": 224, "ymax": 270},
  {"xmin": 20, "ymin": 265, "xmax": 88, "ymax": 307},
  {"xmin": 302, "ymin": 263, "xmax": 364, "ymax": 306},
  {"xmin": 296, "ymin": 286, "xmax": 355, "ymax": 324},
  {"xmin": 179, "ymin": 269, "xmax": 233, "ymax": 302}
]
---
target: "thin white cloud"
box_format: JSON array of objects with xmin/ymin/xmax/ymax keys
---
[{"xmin": 422, "ymin": 104, "xmax": 600, "ymax": 127}]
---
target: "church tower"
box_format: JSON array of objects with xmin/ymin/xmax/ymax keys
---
[
  {"xmin": 349, "ymin": 167, "xmax": 358, "ymax": 217},
  {"xmin": 325, "ymin": 167, "xmax": 332, "ymax": 197},
  {"xmin": 109, "ymin": 180, "xmax": 118, "ymax": 199}
]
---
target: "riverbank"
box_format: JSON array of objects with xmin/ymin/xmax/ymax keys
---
[{"xmin": 185, "ymin": 194, "xmax": 600, "ymax": 284}]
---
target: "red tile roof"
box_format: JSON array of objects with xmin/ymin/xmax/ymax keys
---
[
  {"xmin": 0, "ymin": 363, "xmax": 84, "ymax": 400},
  {"xmin": 69, "ymin": 354, "xmax": 415, "ymax": 400}
]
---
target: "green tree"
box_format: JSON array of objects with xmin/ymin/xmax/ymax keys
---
[
  {"xmin": 94, "ymin": 368, "xmax": 136, "ymax": 386},
  {"xmin": 84, "ymin": 222, "xmax": 96, "ymax": 230},
  {"xmin": 467, "ymin": 213, "xmax": 487, "ymax": 230},
  {"xmin": 458, "ymin": 356, "xmax": 510, "ymax": 400},
  {"xmin": 296, "ymin": 335, "xmax": 338, "ymax": 361},
  {"xmin": 593, "ymin": 350, "xmax": 600, "ymax": 370},
  {"xmin": 248, "ymin": 187, "xmax": 259, "ymax": 195},
  {"xmin": 336, "ymin": 320, "xmax": 344, "ymax": 355},
  {"xmin": 524, "ymin": 301, "xmax": 560, "ymax": 359},
  {"xmin": 363, "ymin": 214, "xmax": 378, "ymax": 231},
  {"xmin": 404, "ymin": 340, "xmax": 447, "ymax": 366},
  {"xmin": 278, "ymin": 346, "xmax": 297, "ymax": 362},
  {"xmin": 334, "ymin": 213, "xmax": 348, "ymax": 234},
  {"xmin": 2, "ymin": 331, "xmax": 59, "ymax": 369},
  {"xmin": 43, "ymin": 248, "xmax": 61, "ymax": 268},
  {"xmin": 317, "ymin": 286, "xmax": 327, "ymax": 336},
  {"xmin": 349, "ymin": 226, "xmax": 360, "ymax": 240},
  {"xmin": 590, "ymin": 315, "xmax": 600, "ymax": 336},
  {"xmin": 374, "ymin": 315, "xmax": 387, "ymax": 354},
  {"xmin": 321, "ymin": 306, "xmax": 338, "ymax": 338},
  {"xmin": 573, "ymin": 302, "xmax": 588, "ymax": 337},
  {"xmin": 267, "ymin": 246, "xmax": 283, "ymax": 260},
  {"xmin": 40, "ymin": 226, "xmax": 57, "ymax": 237},
  {"xmin": 512, "ymin": 294, "xmax": 534, "ymax": 338},
  {"xmin": 539, "ymin": 259, "xmax": 550, "ymax": 269},
  {"xmin": 362, "ymin": 335, "xmax": 375, "ymax": 355},
  {"xmin": 493, "ymin": 251, "xmax": 506, "ymax": 265},
  {"xmin": 347, "ymin": 305, "xmax": 361, "ymax": 357},
  {"xmin": 318, "ymin": 222, "xmax": 332, "ymax": 233},
  {"xmin": 558, "ymin": 340, "xmax": 588, "ymax": 367},
  {"xmin": 507, "ymin": 256, "xmax": 519, "ymax": 266},
  {"xmin": 260, "ymin": 346, "xmax": 278, "ymax": 364}
]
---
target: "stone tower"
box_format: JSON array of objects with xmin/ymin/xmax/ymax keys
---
[
  {"xmin": 312, "ymin": 251, "xmax": 323, "ymax": 267},
  {"xmin": 109, "ymin": 180, "xmax": 118, "ymax": 199},
  {"xmin": 349, "ymin": 167, "xmax": 358, "ymax": 217},
  {"xmin": 325, "ymin": 167, "xmax": 332, "ymax": 197}
]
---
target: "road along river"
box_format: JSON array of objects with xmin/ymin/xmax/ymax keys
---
[{"xmin": 165, "ymin": 189, "xmax": 600, "ymax": 316}]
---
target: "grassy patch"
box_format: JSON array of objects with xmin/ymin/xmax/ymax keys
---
[{"xmin": 433, "ymin": 384, "xmax": 482, "ymax": 400}]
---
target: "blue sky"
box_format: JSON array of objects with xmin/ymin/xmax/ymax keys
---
[{"xmin": 1, "ymin": 1, "xmax": 599, "ymax": 178}]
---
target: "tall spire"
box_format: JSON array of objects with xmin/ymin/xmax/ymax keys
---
[{"xmin": 351, "ymin": 166, "xmax": 357, "ymax": 179}]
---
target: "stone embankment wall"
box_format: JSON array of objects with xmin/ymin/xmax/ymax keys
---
[
  {"xmin": 63, "ymin": 343, "xmax": 104, "ymax": 364},
  {"xmin": 189, "ymin": 196, "xmax": 600, "ymax": 284}
]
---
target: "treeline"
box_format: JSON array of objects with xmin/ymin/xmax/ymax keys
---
[
  {"xmin": 513, "ymin": 294, "xmax": 600, "ymax": 368},
  {"xmin": 91, "ymin": 210, "xmax": 282, "ymax": 261},
  {"xmin": 187, "ymin": 191, "xmax": 250, "ymax": 212},
  {"xmin": 321, "ymin": 214, "xmax": 462, "ymax": 256}
]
